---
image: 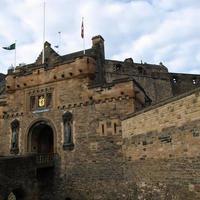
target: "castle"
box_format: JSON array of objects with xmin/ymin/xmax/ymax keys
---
[{"xmin": 0, "ymin": 35, "xmax": 200, "ymax": 200}]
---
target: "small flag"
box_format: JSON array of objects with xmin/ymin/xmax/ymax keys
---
[
  {"xmin": 81, "ymin": 18, "xmax": 84, "ymax": 39},
  {"xmin": 2, "ymin": 43, "xmax": 16, "ymax": 50}
]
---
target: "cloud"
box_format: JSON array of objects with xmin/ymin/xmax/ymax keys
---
[
  {"xmin": 0, "ymin": 0, "xmax": 199, "ymax": 75},
  {"xmin": 111, "ymin": 1, "xmax": 200, "ymax": 73}
]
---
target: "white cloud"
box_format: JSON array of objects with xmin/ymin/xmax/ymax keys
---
[{"xmin": 0, "ymin": 0, "xmax": 199, "ymax": 75}]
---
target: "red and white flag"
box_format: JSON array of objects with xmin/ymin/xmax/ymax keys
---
[{"xmin": 81, "ymin": 18, "xmax": 84, "ymax": 39}]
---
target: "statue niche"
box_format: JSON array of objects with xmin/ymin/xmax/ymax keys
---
[
  {"xmin": 10, "ymin": 119, "xmax": 20, "ymax": 154},
  {"xmin": 62, "ymin": 112, "xmax": 74, "ymax": 150}
]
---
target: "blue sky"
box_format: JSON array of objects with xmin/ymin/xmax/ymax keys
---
[{"xmin": 0, "ymin": 0, "xmax": 200, "ymax": 74}]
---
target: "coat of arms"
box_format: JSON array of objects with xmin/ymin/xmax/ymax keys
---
[{"xmin": 38, "ymin": 96, "xmax": 45, "ymax": 107}]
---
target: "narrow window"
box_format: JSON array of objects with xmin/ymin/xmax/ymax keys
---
[
  {"xmin": 116, "ymin": 63, "xmax": 122, "ymax": 71},
  {"xmin": 30, "ymin": 96, "xmax": 35, "ymax": 110},
  {"xmin": 114, "ymin": 123, "xmax": 117, "ymax": 134},
  {"xmin": 102, "ymin": 124, "xmax": 105, "ymax": 135},
  {"xmin": 138, "ymin": 67, "xmax": 143, "ymax": 74},
  {"xmin": 173, "ymin": 77, "xmax": 177, "ymax": 84},
  {"xmin": 46, "ymin": 93, "xmax": 52, "ymax": 107}
]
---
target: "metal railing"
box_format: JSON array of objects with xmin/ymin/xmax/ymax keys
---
[{"xmin": 36, "ymin": 153, "xmax": 55, "ymax": 167}]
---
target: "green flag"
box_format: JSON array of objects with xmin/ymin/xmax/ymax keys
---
[{"xmin": 2, "ymin": 43, "xmax": 16, "ymax": 50}]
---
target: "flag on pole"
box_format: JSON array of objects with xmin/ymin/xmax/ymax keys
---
[
  {"xmin": 2, "ymin": 41, "xmax": 17, "ymax": 67},
  {"xmin": 54, "ymin": 31, "xmax": 61, "ymax": 51},
  {"xmin": 81, "ymin": 17, "xmax": 85, "ymax": 54},
  {"xmin": 81, "ymin": 18, "xmax": 84, "ymax": 39},
  {"xmin": 2, "ymin": 43, "xmax": 16, "ymax": 50}
]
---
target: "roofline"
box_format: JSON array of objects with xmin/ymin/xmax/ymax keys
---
[
  {"xmin": 88, "ymin": 76, "xmax": 151, "ymax": 102},
  {"xmin": 122, "ymin": 86, "xmax": 200, "ymax": 120},
  {"xmin": 105, "ymin": 59, "xmax": 165, "ymax": 68}
]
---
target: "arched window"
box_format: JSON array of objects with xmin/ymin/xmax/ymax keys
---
[
  {"xmin": 62, "ymin": 112, "xmax": 74, "ymax": 150},
  {"xmin": 172, "ymin": 77, "xmax": 178, "ymax": 84},
  {"xmin": 10, "ymin": 119, "xmax": 20, "ymax": 154},
  {"xmin": 192, "ymin": 78, "xmax": 197, "ymax": 85}
]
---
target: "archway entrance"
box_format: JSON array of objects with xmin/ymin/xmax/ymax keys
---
[
  {"xmin": 27, "ymin": 120, "xmax": 55, "ymax": 199},
  {"xmin": 28, "ymin": 121, "xmax": 54, "ymax": 154}
]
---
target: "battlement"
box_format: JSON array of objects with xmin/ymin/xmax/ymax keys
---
[
  {"xmin": 122, "ymin": 87, "xmax": 200, "ymax": 160},
  {"xmin": 6, "ymin": 56, "xmax": 96, "ymax": 92}
]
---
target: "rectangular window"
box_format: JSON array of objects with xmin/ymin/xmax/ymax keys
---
[
  {"xmin": 114, "ymin": 123, "xmax": 117, "ymax": 134},
  {"xmin": 46, "ymin": 93, "xmax": 52, "ymax": 107},
  {"xmin": 30, "ymin": 96, "xmax": 35, "ymax": 110}
]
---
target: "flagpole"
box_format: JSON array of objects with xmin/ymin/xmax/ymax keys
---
[
  {"xmin": 42, "ymin": 1, "xmax": 46, "ymax": 64},
  {"xmin": 14, "ymin": 40, "xmax": 17, "ymax": 68},
  {"xmin": 58, "ymin": 31, "xmax": 61, "ymax": 53},
  {"xmin": 83, "ymin": 35, "xmax": 85, "ymax": 55},
  {"xmin": 82, "ymin": 17, "xmax": 85, "ymax": 55}
]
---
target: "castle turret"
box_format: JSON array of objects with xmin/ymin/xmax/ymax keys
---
[
  {"xmin": 91, "ymin": 35, "xmax": 105, "ymax": 85},
  {"xmin": 92, "ymin": 35, "xmax": 105, "ymax": 60}
]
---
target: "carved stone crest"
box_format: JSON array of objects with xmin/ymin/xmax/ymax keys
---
[{"xmin": 38, "ymin": 95, "xmax": 45, "ymax": 107}]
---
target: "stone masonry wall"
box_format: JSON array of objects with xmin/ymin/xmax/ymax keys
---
[
  {"xmin": 105, "ymin": 60, "xmax": 173, "ymax": 103},
  {"xmin": 122, "ymin": 88, "xmax": 200, "ymax": 199},
  {"xmin": 170, "ymin": 73, "xmax": 200, "ymax": 97},
  {"xmin": 55, "ymin": 83, "xmax": 135, "ymax": 200},
  {"xmin": 0, "ymin": 155, "xmax": 38, "ymax": 200},
  {"xmin": 0, "ymin": 55, "xmax": 144, "ymax": 199}
]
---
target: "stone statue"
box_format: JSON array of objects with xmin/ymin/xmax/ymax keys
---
[
  {"xmin": 10, "ymin": 120, "xmax": 19, "ymax": 151},
  {"xmin": 63, "ymin": 112, "xmax": 73, "ymax": 147},
  {"xmin": 64, "ymin": 121, "xmax": 72, "ymax": 144},
  {"xmin": 11, "ymin": 127, "xmax": 17, "ymax": 149}
]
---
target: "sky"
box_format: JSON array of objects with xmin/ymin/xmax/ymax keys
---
[{"xmin": 0, "ymin": 0, "xmax": 200, "ymax": 74}]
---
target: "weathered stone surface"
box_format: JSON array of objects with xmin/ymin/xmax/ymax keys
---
[
  {"xmin": 122, "ymin": 88, "xmax": 200, "ymax": 200},
  {"xmin": 0, "ymin": 35, "xmax": 200, "ymax": 199}
]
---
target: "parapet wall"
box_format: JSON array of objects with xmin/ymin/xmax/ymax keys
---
[
  {"xmin": 105, "ymin": 60, "xmax": 173, "ymax": 103},
  {"xmin": 170, "ymin": 73, "xmax": 200, "ymax": 97},
  {"xmin": 0, "ymin": 155, "xmax": 37, "ymax": 200},
  {"xmin": 121, "ymin": 88, "xmax": 200, "ymax": 199},
  {"xmin": 6, "ymin": 56, "xmax": 96, "ymax": 92},
  {"xmin": 122, "ymin": 88, "xmax": 200, "ymax": 160}
]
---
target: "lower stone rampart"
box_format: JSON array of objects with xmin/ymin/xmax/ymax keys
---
[
  {"xmin": 125, "ymin": 157, "xmax": 200, "ymax": 200},
  {"xmin": 0, "ymin": 155, "xmax": 57, "ymax": 200},
  {"xmin": 0, "ymin": 155, "xmax": 37, "ymax": 200},
  {"xmin": 122, "ymin": 89, "xmax": 200, "ymax": 199}
]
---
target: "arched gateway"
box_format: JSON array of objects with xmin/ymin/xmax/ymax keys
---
[{"xmin": 27, "ymin": 120, "xmax": 56, "ymax": 154}]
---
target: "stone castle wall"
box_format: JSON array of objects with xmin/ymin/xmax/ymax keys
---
[
  {"xmin": 0, "ymin": 155, "xmax": 38, "ymax": 200},
  {"xmin": 52, "ymin": 80, "xmax": 136, "ymax": 199},
  {"xmin": 122, "ymin": 88, "xmax": 200, "ymax": 199},
  {"xmin": 105, "ymin": 60, "xmax": 173, "ymax": 103},
  {"xmin": 170, "ymin": 72, "xmax": 200, "ymax": 97},
  {"xmin": 1, "ymin": 35, "xmax": 200, "ymax": 199},
  {"xmin": 0, "ymin": 54, "xmax": 145, "ymax": 199}
]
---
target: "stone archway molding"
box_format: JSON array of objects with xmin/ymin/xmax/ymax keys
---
[{"xmin": 26, "ymin": 117, "xmax": 57, "ymax": 154}]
